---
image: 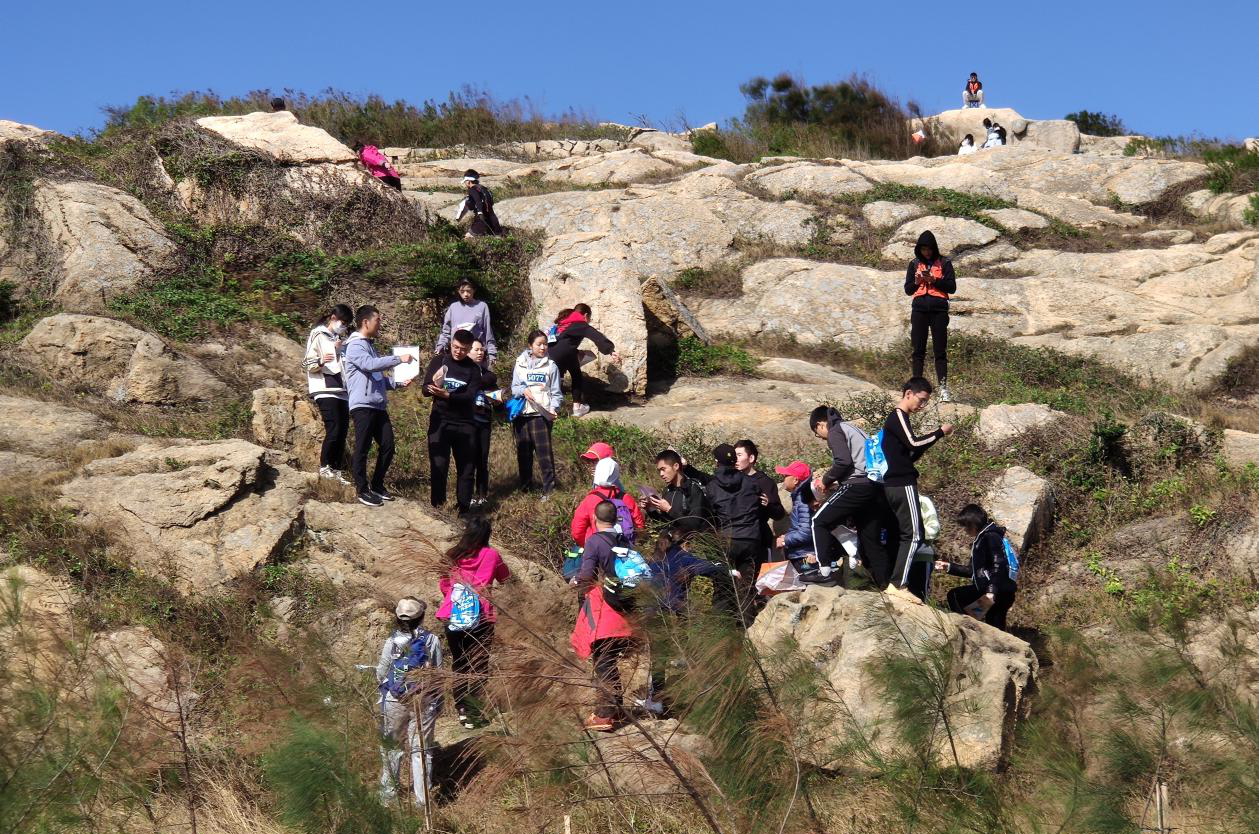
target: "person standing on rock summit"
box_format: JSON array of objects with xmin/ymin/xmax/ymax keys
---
[
  {"xmin": 548, "ymin": 304, "xmax": 622, "ymax": 418},
  {"xmin": 905, "ymin": 230, "xmax": 957, "ymax": 402},
  {"xmin": 303, "ymin": 303, "xmax": 355, "ymax": 485},
  {"xmin": 344, "ymin": 305, "xmax": 415, "ymax": 507}
]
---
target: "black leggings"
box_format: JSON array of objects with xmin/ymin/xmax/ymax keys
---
[
  {"xmin": 591, "ymin": 637, "xmax": 631, "ymax": 720},
  {"xmin": 549, "ymin": 347, "xmax": 586, "ymax": 404},
  {"xmin": 428, "ymin": 418, "xmax": 476, "ymax": 511},
  {"xmin": 910, "ymin": 307, "xmax": 949, "ymax": 383},
  {"xmin": 315, "ymin": 397, "xmax": 349, "ymax": 469},
  {"xmin": 947, "ymin": 586, "xmax": 1016, "ymax": 631},
  {"xmin": 447, "ymin": 622, "xmax": 495, "ymax": 716},
  {"xmin": 350, "ymin": 407, "xmax": 395, "ymax": 494}
]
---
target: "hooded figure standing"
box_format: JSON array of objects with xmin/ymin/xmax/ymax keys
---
[
  {"xmin": 904, "ymin": 231, "xmax": 957, "ymax": 402},
  {"xmin": 455, "ymin": 170, "xmax": 503, "ymax": 237}
]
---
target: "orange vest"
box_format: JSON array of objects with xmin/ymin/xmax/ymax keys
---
[
  {"xmin": 967, "ymin": 80, "xmax": 981, "ymax": 94},
  {"xmin": 913, "ymin": 261, "xmax": 949, "ymax": 300}
]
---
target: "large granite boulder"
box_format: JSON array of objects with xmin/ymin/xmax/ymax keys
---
[
  {"xmin": 195, "ymin": 111, "xmax": 355, "ymax": 163},
  {"xmin": 59, "ymin": 440, "xmax": 308, "ymax": 593},
  {"xmin": 882, "ymin": 215, "xmax": 1001, "ymax": 261},
  {"xmin": 744, "ymin": 160, "xmax": 873, "ymax": 200},
  {"xmin": 30, "ymin": 179, "xmax": 178, "ymax": 312},
  {"xmin": 585, "ymin": 719, "xmax": 714, "ymax": 796},
  {"xmin": 975, "ymin": 403, "xmax": 1069, "ymax": 450},
  {"xmin": 983, "ymin": 466, "xmax": 1054, "ymax": 553},
  {"xmin": 0, "ymin": 394, "xmax": 107, "ymax": 457},
  {"xmin": 1183, "ymin": 189, "xmax": 1256, "ymax": 229},
  {"xmin": 250, "ymin": 387, "xmax": 323, "ymax": 469},
  {"xmin": 21, "ymin": 314, "xmax": 228, "ymax": 404},
  {"xmin": 748, "ymin": 585, "xmax": 1038, "ymax": 770},
  {"xmin": 910, "ymin": 107, "xmax": 1080, "ymax": 153}
]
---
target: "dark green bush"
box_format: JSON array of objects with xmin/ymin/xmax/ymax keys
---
[
  {"xmin": 1065, "ymin": 110, "xmax": 1129, "ymax": 137},
  {"xmin": 675, "ymin": 338, "xmax": 758, "ymax": 377},
  {"xmin": 690, "ymin": 130, "xmax": 735, "ymax": 161},
  {"xmin": 1202, "ymin": 144, "xmax": 1259, "ymax": 194}
]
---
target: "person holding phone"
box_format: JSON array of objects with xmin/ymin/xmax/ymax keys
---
[
  {"xmin": 643, "ymin": 449, "xmax": 711, "ymax": 537},
  {"xmin": 423, "ymin": 329, "xmax": 484, "ymax": 514}
]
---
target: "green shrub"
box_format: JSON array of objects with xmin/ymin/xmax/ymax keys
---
[
  {"xmin": 1202, "ymin": 144, "xmax": 1259, "ymax": 194},
  {"xmin": 1064, "ymin": 110, "xmax": 1128, "ymax": 137},
  {"xmin": 675, "ymin": 338, "xmax": 758, "ymax": 377},
  {"xmin": 109, "ymin": 264, "xmax": 254, "ymax": 340},
  {"xmin": 690, "ymin": 130, "xmax": 735, "ymax": 161}
]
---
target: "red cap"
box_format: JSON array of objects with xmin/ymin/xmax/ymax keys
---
[
  {"xmin": 580, "ymin": 442, "xmax": 616, "ymax": 461},
  {"xmin": 774, "ymin": 460, "xmax": 811, "ymax": 481}
]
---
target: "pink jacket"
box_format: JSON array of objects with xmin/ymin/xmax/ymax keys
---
[
  {"xmin": 358, "ymin": 145, "xmax": 399, "ymax": 179},
  {"xmin": 436, "ymin": 547, "xmax": 510, "ymax": 623}
]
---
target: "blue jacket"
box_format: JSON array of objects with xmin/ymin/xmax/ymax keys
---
[
  {"xmin": 343, "ymin": 334, "xmax": 401, "ymax": 411},
  {"xmin": 782, "ymin": 482, "xmax": 815, "ymax": 560},
  {"xmin": 649, "ymin": 545, "xmax": 729, "ymax": 614}
]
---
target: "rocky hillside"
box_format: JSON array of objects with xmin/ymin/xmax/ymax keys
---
[{"xmin": 0, "ymin": 108, "xmax": 1255, "ymax": 834}]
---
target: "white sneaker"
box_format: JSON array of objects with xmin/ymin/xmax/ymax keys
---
[
  {"xmin": 937, "ymin": 385, "xmax": 952, "ymax": 403},
  {"xmin": 572, "ymin": 403, "xmax": 591, "ymax": 418},
  {"xmin": 320, "ymin": 466, "xmax": 352, "ymax": 485}
]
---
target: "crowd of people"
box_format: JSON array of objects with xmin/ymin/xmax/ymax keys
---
[{"xmin": 300, "ymin": 225, "xmax": 1019, "ymax": 804}]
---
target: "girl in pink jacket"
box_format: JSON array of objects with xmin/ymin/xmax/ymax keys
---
[
  {"xmin": 435, "ymin": 515, "xmax": 509, "ymax": 728},
  {"xmin": 353, "ymin": 141, "xmax": 402, "ymax": 191}
]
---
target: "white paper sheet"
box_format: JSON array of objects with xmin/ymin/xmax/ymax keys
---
[{"xmin": 392, "ymin": 346, "xmax": 419, "ymax": 385}]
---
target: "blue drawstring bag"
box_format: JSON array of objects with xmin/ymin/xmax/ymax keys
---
[{"xmin": 505, "ymin": 395, "xmax": 527, "ymax": 422}]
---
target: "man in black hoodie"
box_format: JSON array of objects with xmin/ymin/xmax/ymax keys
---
[
  {"xmin": 456, "ymin": 169, "xmax": 503, "ymax": 237},
  {"xmin": 734, "ymin": 439, "xmax": 786, "ymax": 567},
  {"xmin": 904, "ymin": 230, "xmax": 958, "ymax": 402},
  {"xmin": 704, "ymin": 443, "xmax": 762, "ymax": 625},
  {"xmin": 644, "ymin": 449, "xmax": 711, "ymax": 537},
  {"xmin": 423, "ymin": 329, "xmax": 484, "ymax": 513}
]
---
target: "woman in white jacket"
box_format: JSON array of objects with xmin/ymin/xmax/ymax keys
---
[
  {"xmin": 303, "ymin": 304, "xmax": 354, "ymax": 484},
  {"xmin": 511, "ymin": 330, "xmax": 563, "ymax": 497}
]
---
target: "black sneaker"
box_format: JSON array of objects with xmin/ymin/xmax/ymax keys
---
[
  {"xmin": 357, "ymin": 491, "xmax": 383, "ymax": 507},
  {"xmin": 371, "ymin": 489, "xmax": 395, "ymax": 502},
  {"xmin": 800, "ymin": 570, "xmax": 839, "ymax": 587}
]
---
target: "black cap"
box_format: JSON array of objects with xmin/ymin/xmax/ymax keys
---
[{"xmin": 712, "ymin": 443, "xmax": 736, "ymax": 466}]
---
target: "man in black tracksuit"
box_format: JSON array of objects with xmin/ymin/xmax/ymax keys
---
[
  {"xmin": 881, "ymin": 378, "xmax": 954, "ymax": 604},
  {"xmin": 804, "ymin": 406, "xmax": 894, "ymax": 587},
  {"xmin": 704, "ymin": 443, "xmax": 763, "ymax": 626},
  {"xmin": 423, "ymin": 329, "xmax": 483, "ymax": 513},
  {"xmin": 734, "ymin": 439, "xmax": 786, "ymax": 568},
  {"xmin": 904, "ymin": 230, "xmax": 957, "ymax": 402},
  {"xmin": 456, "ymin": 169, "xmax": 503, "ymax": 237}
]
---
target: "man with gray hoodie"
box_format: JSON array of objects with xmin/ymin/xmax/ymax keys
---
[
  {"xmin": 805, "ymin": 406, "xmax": 892, "ymax": 587},
  {"xmin": 343, "ymin": 305, "xmax": 414, "ymax": 507}
]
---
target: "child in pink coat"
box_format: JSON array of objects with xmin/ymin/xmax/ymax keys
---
[{"xmin": 435, "ymin": 515, "xmax": 509, "ymax": 728}]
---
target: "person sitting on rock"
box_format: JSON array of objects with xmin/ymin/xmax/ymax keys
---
[
  {"xmin": 963, "ymin": 73, "xmax": 985, "ymax": 108},
  {"xmin": 353, "ymin": 141, "xmax": 402, "ymax": 191},
  {"xmin": 375, "ymin": 597, "xmax": 443, "ymax": 807},
  {"xmin": 773, "ymin": 460, "xmax": 816, "ymax": 572},
  {"xmin": 958, "ymin": 134, "xmax": 978, "ymax": 156},
  {"xmin": 455, "ymin": 170, "xmax": 503, "ymax": 237},
  {"xmin": 548, "ymin": 304, "xmax": 622, "ymax": 418},
  {"xmin": 981, "ymin": 118, "xmax": 1007, "ymax": 149},
  {"xmin": 934, "ymin": 504, "xmax": 1018, "ymax": 630}
]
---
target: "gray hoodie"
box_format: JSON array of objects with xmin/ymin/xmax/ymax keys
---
[
  {"xmin": 343, "ymin": 333, "xmax": 401, "ymax": 411},
  {"xmin": 435, "ymin": 299, "xmax": 496, "ymax": 361},
  {"xmin": 820, "ymin": 408, "xmax": 871, "ymax": 487},
  {"xmin": 510, "ymin": 350, "xmax": 563, "ymax": 418}
]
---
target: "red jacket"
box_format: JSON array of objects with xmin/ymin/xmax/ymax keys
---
[
  {"xmin": 570, "ymin": 586, "xmax": 634, "ymax": 660},
  {"xmin": 570, "ymin": 486, "xmax": 646, "ymax": 546}
]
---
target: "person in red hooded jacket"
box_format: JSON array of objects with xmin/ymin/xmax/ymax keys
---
[
  {"xmin": 547, "ymin": 304, "xmax": 622, "ymax": 418},
  {"xmin": 570, "ymin": 457, "xmax": 645, "ymax": 546}
]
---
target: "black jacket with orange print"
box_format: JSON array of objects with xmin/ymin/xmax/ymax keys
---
[{"xmin": 903, "ymin": 230, "xmax": 957, "ymax": 312}]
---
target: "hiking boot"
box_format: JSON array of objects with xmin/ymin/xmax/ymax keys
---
[
  {"xmin": 357, "ymin": 491, "xmax": 383, "ymax": 507},
  {"xmin": 572, "ymin": 403, "xmax": 591, "ymax": 418},
  {"xmin": 937, "ymin": 384, "xmax": 952, "ymax": 403},
  {"xmin": 800, "ymin": 568, "xmax": 839, "ymax": 586},
  {"xmin": 583, "ymin": 713, "xmax": 616, "ymax": 732},
  {"xmin": 885, "ymin": 585, "xmax": 925, "ymax": 605},
  {"xmin": 372, "ymin": 489, "xmax": 396, "ymax": 502}
]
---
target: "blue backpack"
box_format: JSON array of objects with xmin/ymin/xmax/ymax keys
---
[
  {"xmin": 447, "ymin": 582, "xmax": 482, "ymax": 632},
  {"xmin": 547, "ymin": 324, "xmax": 559, "ymax": 344},
  {"xmin": 562, "ymin": 545, "xmax": 583, "ymax": 580},
  {"xmin": 383, "ymin": 631, "xmax": 430, "ymax": 699},
  {"xmin": 505, "ymin": 395, "xmax": 527, "ymax": 422},
  {"xmin": 601, "ymin": 536, "xmax": 651, "ymax": 612},
  {"xmin": 864, "ymin": 429, "xmax": 888, "ymax": 483},
  {"xmin": 1002, "ymin": 537, "xmax": 1021, "ymax": 583}
]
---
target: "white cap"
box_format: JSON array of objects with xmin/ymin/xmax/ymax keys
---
[{"xmin": 395, "ymin": 598, "xmax": 424, "ymax": 621}]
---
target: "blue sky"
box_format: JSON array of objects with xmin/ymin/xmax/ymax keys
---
[{"xmin": 4, "ymin": 0, "xmax": 1257, "ymax": 140}]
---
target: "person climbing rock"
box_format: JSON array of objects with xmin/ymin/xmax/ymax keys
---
[
  {"xmin": 455, "ymin": 170, "xmax": 503, "ymax": 237},
  {"xmin": 904, "ymin": 229, "xmax": 957, "ymax": 401},
  {"xmin": 547, "ymin": 304, "xmax": 621, "ymax": 418},
  {"xmin": 354, "ymin": 141, "xmax": 402, "ymax": 190}
]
